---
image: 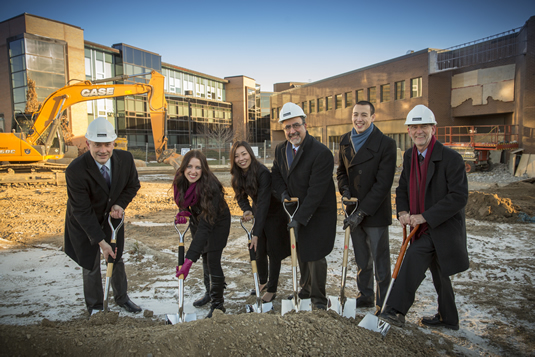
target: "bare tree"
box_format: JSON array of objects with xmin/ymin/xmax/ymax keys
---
[
  {"xmin": 204, "ymin": 124, "xmax": 234, "ymax": 163},
  {"xmin": 25, "ymin": 78, "xmax": 39, "ymax": 114}
]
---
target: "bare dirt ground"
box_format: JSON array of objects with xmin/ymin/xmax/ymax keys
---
[{"xmin": 0, "ymin": 165, "xmax": 534, "ymax": 356}]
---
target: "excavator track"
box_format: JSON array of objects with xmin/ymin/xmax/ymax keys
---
[{"xmin": 0, "ymin": 163, "xmax": 68, "ymax": 185}]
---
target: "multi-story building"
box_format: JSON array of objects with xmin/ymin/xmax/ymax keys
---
[
  {"xmin": 270, "ymin": 16, "xmax": 535, "ymax": 156},
  {"xmin": 0, "ymin": 13, "xmax": 268, "ymax": 150}
]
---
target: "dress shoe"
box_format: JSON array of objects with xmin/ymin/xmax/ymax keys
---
[
  {"xmin": 261, "ymin": 292, "xmax": 277, "ymax": 303},
  {"xmin": 356, "ymin": 296, "xmax": 375, "ymax": 308},
  {"xmin": 118, "ymin": 299, "xmax": 142, "ymax": 313},
  {"xmin": 421, "ymin": 313, "xmax": 459, "ymax": 330},
  {"xmin": 379, "ymin": 307, "xmax": 405, "ymax": 327},
  {"xmin": 287, "ymin": 290, "xmax": 309, "ymax": 300},
  {"xmin": 314, "ymin": 303, "xmax": 327, "ymax": 311}
]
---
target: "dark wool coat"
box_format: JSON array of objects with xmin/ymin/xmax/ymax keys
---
[
  {"xmin": 396, "ymin": 140, "xmax": 469, "ymax": 276},
  {"xmin": 185, "ymin": 191, "xmax": 230, "ymax": 263},
  {"xmin": 237, "ymin": 164, "xmax": 290, "ymax": 261},
  {"xmin": 271, "ymin": 132, "xmax": 337, "ymax": 262},
  {"xmin": 64, "ymin": 150, "xmax": 140, "ymax": 270},
  {"xmin": 336, "ymin": 126, "xmax": 397, "ymax": 227}
]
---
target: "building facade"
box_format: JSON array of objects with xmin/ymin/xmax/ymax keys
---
[
  {"xmin": 0, "ymin": 13, "xmax": 269, "ymax": 150},
  {"xmin": 270, "ymin": 16, "xmax": 535, "ymax": 156}
]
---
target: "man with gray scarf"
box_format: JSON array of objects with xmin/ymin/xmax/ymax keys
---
[{"xmin": 336, "ymin": 101, "xmax": 397, "ymax": 314}]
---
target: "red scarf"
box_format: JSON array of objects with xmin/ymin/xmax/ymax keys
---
[
  {"xmin": 409, "ymin": 135, "xmax": 436, "ymax": 240},
  {"xmin": 174, "ymin": 182, "xmax": 198, "ymax": 217}
]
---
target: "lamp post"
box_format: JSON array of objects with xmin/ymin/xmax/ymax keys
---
[{"xmin": 185, "ymin": 90, "xmax": 193, "ymax": 149}]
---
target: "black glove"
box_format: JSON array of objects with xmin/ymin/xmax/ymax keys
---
[
  {"xmin": 343, "ymin": 210, "xmax": 366, "ymax": 231},
  {"xmin": 281, "ymin": 191, "xmax": 291, "ymax": 203},
  {"xmin": 342, "ymin": 188, "xmax": 351, "ymax": 201},
  {"xmin": 287, "ymin": 219, "xmax": 301, "ymax": 240},
  {"xmin": 341, "ymin": 188, "xmax": 357, "ymax": 212}
]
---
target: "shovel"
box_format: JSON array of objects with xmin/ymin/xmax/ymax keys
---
[
  {"xmin": 328, "ymin": 197, "xmax": 358, "ymax": 318},
  {"xmin": 240, "ymin": 215, "xmax": 273, "ymax": 313},
  {"xmin": 166, "ymin": 218, "xmax": 197, "ymax": 324},
  {"xmin": 358, "ymin": 224, "xmax": 420, "ymax": 338},
  {"xmin": 103, "ymin": 214, "xmax": 124, "ymax": 313},
  {"xmin": 281, "ymin": 197, "xmax": 312, "ymax": 315}
]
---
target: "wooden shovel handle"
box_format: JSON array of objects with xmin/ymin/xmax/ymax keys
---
[{"xmin": 392, "ymin": 225, "xmax": 420, "ymax": 279}]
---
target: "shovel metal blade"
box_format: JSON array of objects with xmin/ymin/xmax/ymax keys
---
[
  {"xmin": 328, "ymin": 296, "xmax": 356, "ymax": 319},
  {"xmin": 281, "ymin": 298, "xmax": 312, "ymax": 315},
  {"xmin": 358, "ymin": 313, "xmax": 391, "ymax": 338},
  {"xmin": 166, "ymin": 312, "xmax": 197, "ymax": 324},
  {"xmin": 246, "ymin": 302, "xmax": 273, "ymax": 313}
]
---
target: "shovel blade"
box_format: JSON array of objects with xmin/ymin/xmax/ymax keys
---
[
  {"xmin": 327, "ymin": 295, "xmax": 341, "ymax": 315},
  {"xmin": 281, "ymin": 298, "xmax": 312, "ymax": 315},
  {"xmin": 184, "ymin": 313, "xmax": 197, "ymax": 322},
  {"xmin": 246, "ymin": 302, "xmax": 273, "ymax": 313},
  {"xmin": 166, "ymin": 312, "xmax": 197, "ymax": 324},
  {"xmin": 358, "ymin": 313, "xmax": 391, "ymax": 338},
  {"xmin": 342, "ymin": 298, "xmax": 356, "ymax": 319}
]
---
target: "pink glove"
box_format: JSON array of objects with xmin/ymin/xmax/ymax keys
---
[
  {"xmin": 175, "ymin": 215, "xmax": 187, "ymax": 225},
  {"xmin": 176, "ymin": 258, "xmax": 193, "ymax": 280}
]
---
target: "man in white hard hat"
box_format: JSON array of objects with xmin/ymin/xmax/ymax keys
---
[
  {"xmin": 379, "ymin": 105, "xmax": 468, "ymax": 330},
  {"xmin": 64, "ymin": 117, "xmax": 142, "ymax": 314},
  {"xmin": 336, "ymin": 101, "xmax": 397, "ymax": 314},
  {"xmin": 271, "ymin": 102, "xmax": 337, "ymax": 310}
]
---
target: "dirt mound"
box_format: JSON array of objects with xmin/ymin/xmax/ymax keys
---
[
  {"xmin": 465, "ymin": 179, "xmax": 535, "ymax": 223},
  {"xmin": 0, "ymin": 310, "xmax": 454, "ymax": 357}
]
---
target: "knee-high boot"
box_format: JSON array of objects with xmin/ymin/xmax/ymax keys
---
[
  {"xmin": 193, "ymin": 260, "xmax": 211, "ymax": 307},
  {"xmin": 206, "ymin": 275, "xmax": 226, "ymax": 318}
]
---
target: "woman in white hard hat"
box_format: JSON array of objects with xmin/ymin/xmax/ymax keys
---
[
  {"xmin": 230, "ymin": 141, "xmax": 290, "ymax": 303},
  {"xmin": 173, "ymin": 150, "xmax": 231, "ymax": 318}
]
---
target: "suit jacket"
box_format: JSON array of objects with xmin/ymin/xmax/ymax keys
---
[
  {"xmin": 271, "ymin": 132, "xmax": 337, "ymax": 262},
  {"xmin": 396, "ymin": 140, "xmax": 469, "ymax": 276},
  {"xmin": 64, "ymin": 150, "xmax": 140, "ymax": 270},
  {"xmin": 336, "ymin": 126, "xmax": 397, "ymax": 227},
  {"xmin": 237, "ymin": 164, "xmax": 290, "ymax": 260}
]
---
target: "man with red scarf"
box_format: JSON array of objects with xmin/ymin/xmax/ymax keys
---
[{"xmin": 379, "ymin": 105, "xmax": 469, "ymax": 331}]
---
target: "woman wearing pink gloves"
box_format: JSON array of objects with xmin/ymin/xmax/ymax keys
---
[{"xmin": 173, "ymin": 150, "xmax": 230, "ymax": 318}]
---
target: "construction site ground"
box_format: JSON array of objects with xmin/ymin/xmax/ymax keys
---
[{"xmin": 0, "ymin": 164, "xmax": 534, "ymax": 356}]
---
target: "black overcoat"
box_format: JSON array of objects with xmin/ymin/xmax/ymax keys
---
[
  {"xmin": 271, "ymin": 132, "xmax": 337, "ymax": 262},
  {"xmin": 396, "ymin": 140, "xmax": 469, "ymax": 276},
  {"xmin": 337, "ymin": 126, "xmax": 397, "ymax": 227},
  {"xmin": 237, "ymin": 164, "xmax": 290, "ymax": 261},
  {"xmin": 64, "ymin": 150, "xmax": 140, "ymax": 270}
]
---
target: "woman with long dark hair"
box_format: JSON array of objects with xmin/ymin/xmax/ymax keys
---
[
  {"xmin": 230, "ymin": 141, "xmax": 290, "ymax": 303},
  {"xmin": 173, "ymin": 150, "xmax": 230, "ymax": 318}
]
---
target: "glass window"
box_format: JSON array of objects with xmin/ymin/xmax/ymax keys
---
[
  {"xmin": 95, "ymin": 51, "xmax": 103, "ymax": 61},
  {"xmin": 28, "ymin": 71, "xmax": 65, "ymax": 88},
  {"xmin": 367, "ymin": 87, "xmax": 376, "ymax": 103},
  {"xmin": 125, "ymin": 46, "xmax": 134, "ymax": 63},
  {"xmin": 395, "ymin": 81, "xmax": 405, "ymax": 100},
  {"xmin": 302, "ymin": 102, "xmax": 308, "ymax": 114},
  {"xmin": 326, "ymin": 96, "xmax": 333, "ymax": 110},
  {"xmin": 309, "ymin": 99, "xmax": 315, "ymax": 113},
  {"xmin": 9, "ymin": 39, "xmax": 25, "ymax": 57},
  {"xmin": 12, "ymin": 71, "xmax": 26, "ymax": 88},
  {"xmin": 10, "ymin": 56, "xmax": 25, "ymax": 72},
  {"xmin": 345, "ymin": 92, "xmax": 353, "ymax": 108},
  {"xmin": 49, "ymin": 43, "xmax": 64, "ymax": 59},
  {"xmin": 133, "ymin": 49, "xmax": 143, "ymax": 66},
  {"xmin": 13, "ymin": 87, "xmax": 26, "ymax": 103},
  {"xmin": 411, "ymin": 77, "xmax": 422, "ymax": 98},
  {"xmin": 380, "ymin": 84, "xmax": 390, "ymax": 102},
  {"xmin": 85, "ymin": 57, "xmax": 91, "ymax": 76},
  {"xmin": 356, "ymin": 89, "xmax": 364, "ymax": 103},
  {"xmin": 105, "ymin": 53, "xmax": 113, "ymax": 63},
  {"xmin": 318, "ymin": 98, "xmax": 324, "ymax": 112},
  {"xmin": 335, "ymin": 94, "xmax": 342, "ymax": 109}
]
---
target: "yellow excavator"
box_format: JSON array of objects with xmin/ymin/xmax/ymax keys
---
[{"xmin": 0, "ymin": 70, "xmax": 181, "ymax": 184}]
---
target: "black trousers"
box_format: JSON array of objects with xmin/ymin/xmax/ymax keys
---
[
  {"xmin": 82, "ymin": 251, "xmax": 128, "ymax": 311},
  {"xmin": 256, "ymin": 233, "xmax": 282, "ymax": 293},
  {"xmin": 298, "ymin": 255, "xmax": 328, "ymax": 306},
  {"xmin": 387, "ymin": 233, "xmax": 459, "ymax": 325},
  {"xmin": 350, "ymin": 225, "xmax": 392, "ymax": 307},
  {"xmin": 201, "ymin": 249, "xmax": 224, "ymax": 277}
]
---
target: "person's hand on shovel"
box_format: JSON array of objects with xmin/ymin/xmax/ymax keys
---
[
  {"xmin": 287, "ymin": 219, "xmax": 301, "ymax": 241},
  {"xmin": 176, "ymin": 258, "xmax": 193, "ymax": 280},
  {"xmin": 99, "ymin": 240, "xmax": 116, "ymax": 262},
  {"xmin": 343, "ymin": 210, "xmax": 367, "ymax": 231}
]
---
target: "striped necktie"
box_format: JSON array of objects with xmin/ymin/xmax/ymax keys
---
[{"xmin": 101, "ymin": 165, "xmax": 111, "ymax": 188}]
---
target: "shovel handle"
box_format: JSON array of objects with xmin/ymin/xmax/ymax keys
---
[{"xmin": 392, "ymin": 225, "xmax": 420, "ymax": 279}]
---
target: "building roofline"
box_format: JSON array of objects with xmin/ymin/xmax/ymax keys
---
[
  {"xmin": 163, "ymin": 62, "xmax": 228, "ymax": 83},
  {"xmin": 111, "ymin": 43, "xmax": 160, "ymax": 56},
  {"xmin": 84, "ymin": 40, "xmax": 120, "ymax": 53},
  {"xmin": 274, "ymin": 48, "xmax": 432, "ymax": 93},
  {"xmin": 224, "ymin": 75, "xmax": 256, "ymax": 81},
  {"xmin": 0, "ymin": 13, "xmax": 82, "ymax": 29}
]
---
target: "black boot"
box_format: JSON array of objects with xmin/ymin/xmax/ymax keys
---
[
  {"xmin": 206, "ymin": 275, "xmax": 226, "ymax": 318},
  {"xmin": 193, "ymin": 261, "xmax": 211, "ymax": 307}
]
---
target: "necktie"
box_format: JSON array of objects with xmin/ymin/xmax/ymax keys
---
[
  {"xmin": 418, "ymin": 154, "xmax": 424, "ymax": 164},
  {"xmin": 101, "ymin": 165, "xmax": 111, "ymax": 188},
  {"xmin": 293, "ymin": 148, "xmax": 297, "ymax": 156}
]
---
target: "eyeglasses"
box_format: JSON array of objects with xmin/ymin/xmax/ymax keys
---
[{"xmin": 283, "ymin": 122, "xmax": 305, "ymax": 131}]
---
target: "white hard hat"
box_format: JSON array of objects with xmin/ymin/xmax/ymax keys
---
[
  {"xmin": 279, "ymin": 102, "xmax": 306, "ymax": 123},
  {"xmin": 85, "ymin": 117, "xmax": 117, "ymax": 142},
  {"xmin": 405, "ymin": 105, "xmax": 437, "ymax": 125}
]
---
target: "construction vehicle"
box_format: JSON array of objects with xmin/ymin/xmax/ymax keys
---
[
  {"xmin": 0, "ymin": 70, "xmax": 180, "ymax": 184},
  {"xmin": 437, "ymin": 125, "xmax": 519, "ymax": 172}
]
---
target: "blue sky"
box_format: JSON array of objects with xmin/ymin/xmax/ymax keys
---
[{"xmin": 3, "ymin": 0, "xmax": 534, "ymax": 91}]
